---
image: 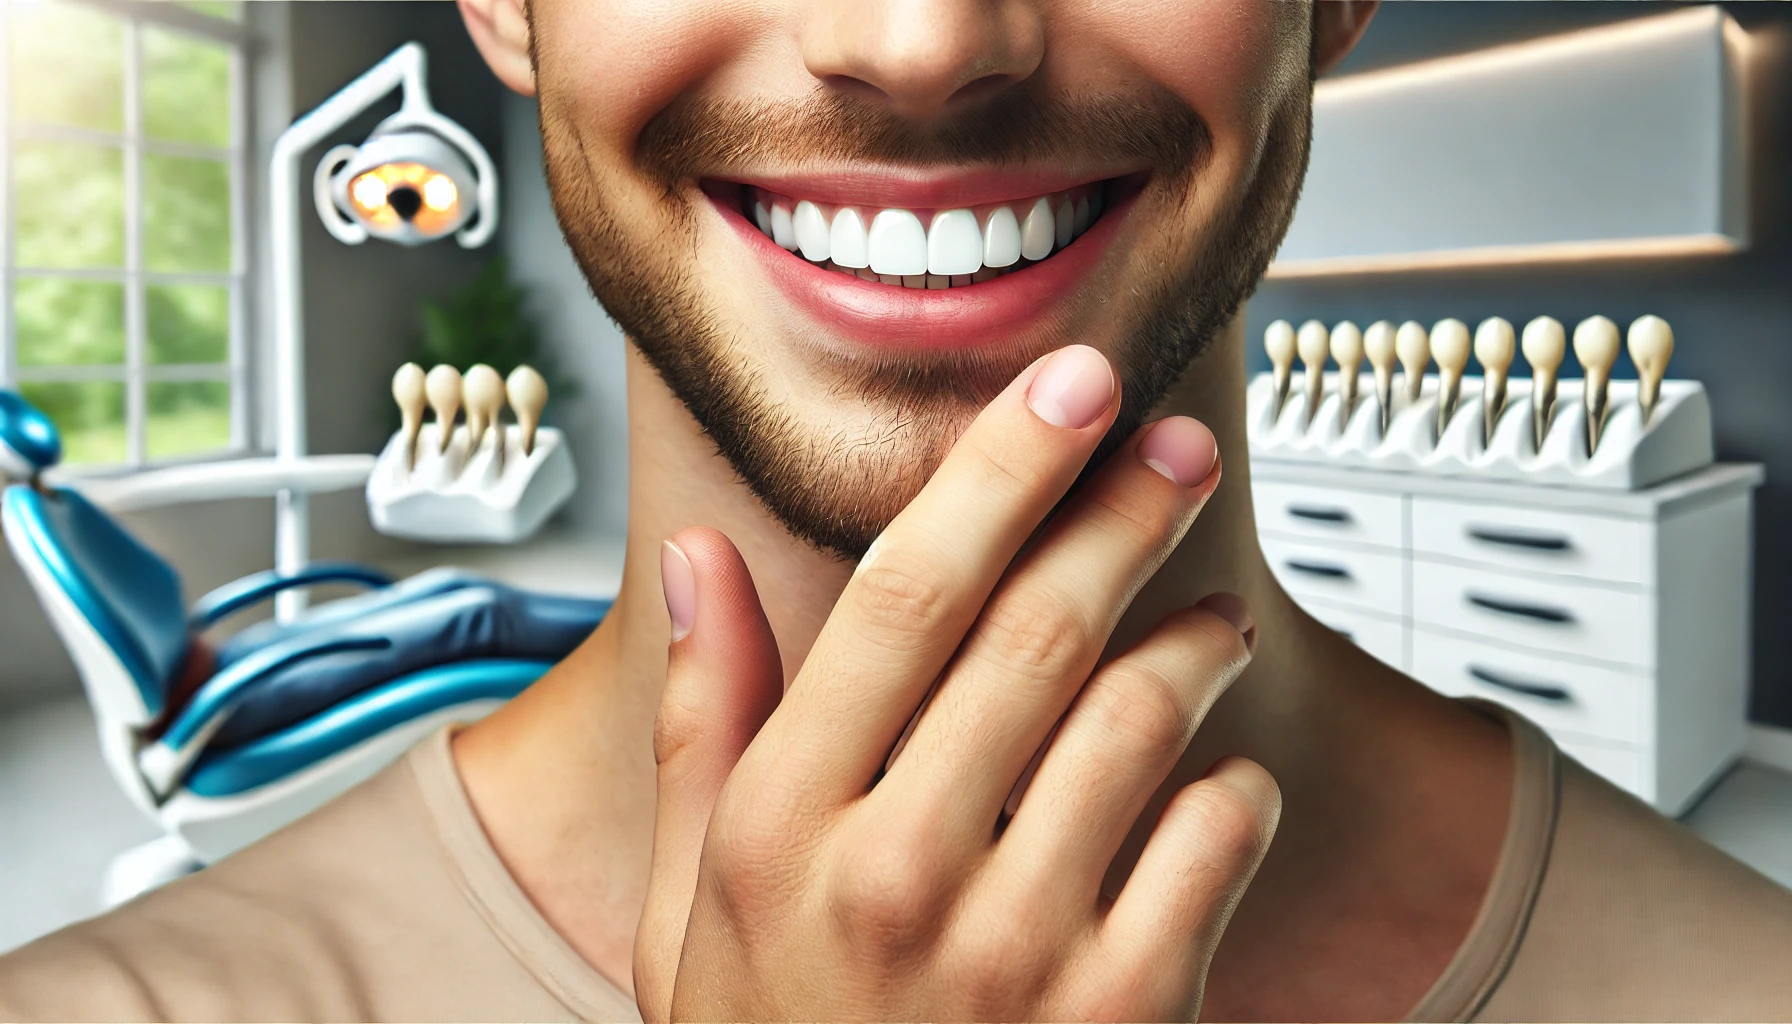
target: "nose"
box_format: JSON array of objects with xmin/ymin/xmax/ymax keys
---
[{"xmin": 800, "ymin": 0, "xmax": 1045, "ymax": 122}]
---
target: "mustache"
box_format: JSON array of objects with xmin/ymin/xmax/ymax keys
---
[{"xmin": 637, "ymin": 86, "xmax": 1213, "ymax": 185}]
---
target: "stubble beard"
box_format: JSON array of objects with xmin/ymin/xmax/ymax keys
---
[{"xmin": 537, "ymin": 86, "xmax": 1312, "ymax": 560}]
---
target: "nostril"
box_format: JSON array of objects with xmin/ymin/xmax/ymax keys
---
[
  {"xmin": 388, "ymin": 186, "xmax": 422, "ymax": 221},
  {"xmin": 946, "ymin": 73, "xmax": 1016, "ymax": 108}
]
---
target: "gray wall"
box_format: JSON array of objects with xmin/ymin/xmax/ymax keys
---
[
  {"xmin": 0, "ymin": 1, "xmax": 502, "ymax": 710},
  {"xmin": 1246, "ymin": 2, "xmax": 1792, "ymax": 726}
]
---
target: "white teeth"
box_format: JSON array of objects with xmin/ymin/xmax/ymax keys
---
[
  {"xmin": 829, "ymin": 207, "xmax": 869, "ymax": 269},
  {"xmin": 750, "ymin": 184, "xmax": 1109, "ymax": 285},
  {"xmin": 770, "ymin": 201, "xmax": 797, "ymax": 250},
  {"xmin": 868, "ymin": 208, "xmax": 928, "ymax": 276},
  {"xmin": 926, "ymin": 208, "xmax": 982, "ymax": 276},
  {"xmin": 794, "ymin": 200, "xmax": 831, "ymax": 262},
  {"xmin": 982, "ymin": 206, "xmax": 1021, "ymax": 268},
  {"xmin": 1020, "ymin": 198, "xmax": 1055, "ymax": 261}
]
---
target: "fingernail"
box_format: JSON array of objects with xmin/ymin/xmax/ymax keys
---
[
  {"xmin": 1196, "ymin": 592, "xmax": 1256, "ymax": 652},
  {"xmin": 1138, "ymin": 416, "xmax": 1219, "ymax": 487},
  {"xmin": 1026, "ymin": 345, "xmax": 1115, "ymax": 429},
  {"xmin": 661, "ymin": 539, "xmax": 695, "ymax": 642}
]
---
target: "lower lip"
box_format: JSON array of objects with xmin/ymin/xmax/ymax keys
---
[{"xmin": 710, "ymin": 188, "xmax": 1131, "ymax": 350}]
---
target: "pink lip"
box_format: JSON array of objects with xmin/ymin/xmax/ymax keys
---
[
  {"xmin": 727, "ymin": 166, "xmax": 1130, "ymax": 210},
  {"xmin": 709, "ymin": 183, "xmax": 1134, "ymax": 351}
]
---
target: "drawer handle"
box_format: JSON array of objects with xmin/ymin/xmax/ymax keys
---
[
  {"xmin": 1331, "ymin": 627, "xmax": 1355, "ymax": 641},
  {"xmin": 1468, "ymin": 665, "xmax": 1572, "ymax": 703},
  {"xmin": 1466, "ymin": 592, "xmax": 1575, "ymax": 624},
  {"xmin": 1466, "ymin": 527, "xmax": 1571, "ymax": 552},
  {"xmin": 1287, "ymin": 560, "xmax": 1352, "ymax": 580},
  {"xmin": 1288, "ymin": 505, "xmax": 1353, "ymax": 524}
]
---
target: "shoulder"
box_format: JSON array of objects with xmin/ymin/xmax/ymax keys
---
[
  {"xmin": 1482, "ymin": 758, "xmax": 1792, "ymax": 1021},
  {"xmin": 0, "ymin": 740, "xmax": 574, "ymax": 1022}
]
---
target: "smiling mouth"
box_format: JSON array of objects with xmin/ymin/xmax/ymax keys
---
[{"xmin": 731, "ymin": 180, "xmax": 1117, "ymax": 289}]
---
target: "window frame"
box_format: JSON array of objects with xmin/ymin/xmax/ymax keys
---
[{"xmin": 0, "ymin": 0, "xmax": 251, "ymax": 471}]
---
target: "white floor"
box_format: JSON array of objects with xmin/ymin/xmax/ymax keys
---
[
  {"xmin": 4, "ymin": 694, "xmax": 1792, "ymax": 955},
  {"xmin": 0, "ymin": 697, "xmax": 160, "ymax": 953}
]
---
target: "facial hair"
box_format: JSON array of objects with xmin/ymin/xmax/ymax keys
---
[{"xmin": 538, "ymin": 82, "xmax": 1312, "ymax": 560}]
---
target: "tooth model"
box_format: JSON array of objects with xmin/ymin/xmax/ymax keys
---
[
  {"xmin": 424, "ymin": 364, "xmax": 463, "ymax": 455},
  {"xmin": 392, "ymin": 362, "xmax": 426, "ymax": 471},
  {"xmin": 1364, "ymin": 320, "xmax": 1398, "ymax": 435},
  {"xmin": 464, "ymin": 363, "xmax": 508, "ymax": 477},
  {"xmin": 1395, "ymin": 320, "xmax": 1430, "ymax": 403},
  {"xmin": 1521, "ymin": 316, "xmax": 1565, "ymax": 447},
  {"xmin": 1473, "ymin": 317, "xmax": 1515, "ymax": 443},
  {"xmin": 1573, "ymin": 315, "xmax": 1621, "ymax": 454},
  {"xmin": 506, "ymin": 365, "xmax": 548, "ymax": 456},
  {"xmin": 1628, "ymin": 314, "xmax": 1675, "ymax": 426},
  {"xmin": 1264, "ymin": 320, "xmax": 1296, "ymax": 423},
  {"xmin": 1429, "ymin": 318, "xmax": 1471, "ymax": 435},
  {"xmin": 462, "ymin": 363, "xmax": 506, "ymax": 453},
  {"xmin": 1330, "ymin": 320, "xmax": 1364, "ymax": 424},
  {"xmin": 1297, "ymin": 319, "xmax": 1330, "ymax": 428}
]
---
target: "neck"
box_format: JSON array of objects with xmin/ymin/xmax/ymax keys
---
[{"xmin": 453, "ymin": 314, "xmax": 1512, "ymax": 1016}]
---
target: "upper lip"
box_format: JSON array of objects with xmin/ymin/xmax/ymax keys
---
[{"xmin": 718, "ymin": 164, "xmax": 1141, "ymax": 209}]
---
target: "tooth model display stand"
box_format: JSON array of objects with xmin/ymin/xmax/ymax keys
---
[
  {"xmin": 1249, "ymin": 368, "xmax": 1760, "ymax": 815},
  {"xmin": 367, "ymin": 422, "xmax": 574, "ymax": 543},
  {"xmin": 1247, "ymin": 373, "xmax": 1714, "ymax": 491},
  {"xmin": 368, "ymin": 362, "xmax": 575, "ymax": 544}
]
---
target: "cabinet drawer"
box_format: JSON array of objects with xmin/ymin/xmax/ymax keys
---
[
  {"xmin": 1262, "ymin": 535, "xmax": 1406, "ymax": 617},
  {"xmin": 1411, "ymin": 628, "xmax": 1649, "ymax": 746},
  {"xmin": 1411, "ymin": 559, "xmax": 1649, "ymax": 667},
  {"xmin": 1554, "ymin": 734, "xmax": 1648, "ymax": 800},
  {"xmin": 1303, "ymin": 603, "xmax": 1406, "ymax": 672},
  {"xmin": 1411, "ymin": 497, "xmax": 1646, "ymax": 584},
  {"xmin": 1254, "ymin": 481, "xmax": 1404, "ymax": 550}
]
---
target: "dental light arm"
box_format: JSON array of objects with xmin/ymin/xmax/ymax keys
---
[{"xmin": 270, "ymin": 42, "xmax": 497, "ymax": 623}]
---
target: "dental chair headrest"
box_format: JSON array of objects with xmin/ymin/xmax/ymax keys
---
[{"xmin": 0, "ymin": 389, "xmax": 62, "ymax": 480}]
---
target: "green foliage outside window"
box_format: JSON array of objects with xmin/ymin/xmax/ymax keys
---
[{"xmin": 6, "ymin": 0, "xmax": 237, "ymax": 465}]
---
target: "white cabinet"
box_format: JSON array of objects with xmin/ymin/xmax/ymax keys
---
[{"xmin": 1253, "ymin": 461, "xmax": 1762, "ymax": 815}]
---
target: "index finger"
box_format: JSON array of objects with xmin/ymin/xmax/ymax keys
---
[{"xmin": 760, "ymin": 344, "xmax": 1121, "ymax": 803}]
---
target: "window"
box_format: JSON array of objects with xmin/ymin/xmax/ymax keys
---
[{"xmin": 1, "ymin": 0, "xmax": 248, "ymax": 467}]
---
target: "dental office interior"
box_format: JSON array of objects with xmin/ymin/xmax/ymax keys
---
[{"xmin": 3, "ymin": 0, "xmax": 1791, "ymax": 953}]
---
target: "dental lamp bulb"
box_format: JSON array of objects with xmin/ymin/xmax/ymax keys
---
[{"xmin": 325, "ymin": 129, "xmax": 480, "ymax": 247}]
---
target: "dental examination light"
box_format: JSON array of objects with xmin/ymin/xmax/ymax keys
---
[{"xmin": 271, "ymin": 42, "xmax": 498, "ymax": 621}]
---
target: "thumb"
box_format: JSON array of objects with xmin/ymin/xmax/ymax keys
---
[{"xmin": 633, "ymin": 527, "xmax": 783, "ymax": 1021}]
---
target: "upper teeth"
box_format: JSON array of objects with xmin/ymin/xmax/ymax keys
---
[{"xmin": 748, "ymin": 185, "xmax": 1105, "ymax": 285}]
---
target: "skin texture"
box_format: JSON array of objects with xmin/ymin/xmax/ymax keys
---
[{"xmin": 453, "ymin": 1, "xmax": 1516, "ymax": 1020}]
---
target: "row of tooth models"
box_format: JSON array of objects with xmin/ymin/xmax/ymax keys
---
[
  {"xmin": 367, "ymin": 362, "xmax": 576, "ymax": 543},
  {"xmin": 745, "ymin": 182, "xmax": 1104, "ymax": 286},
  {"xmin": 1248, "ymin": 314, "xmax": 1714, "ymax": 491}
]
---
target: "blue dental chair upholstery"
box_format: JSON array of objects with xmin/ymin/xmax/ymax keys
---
[{"xmin": 1, "ymin": 389, "xmax": 608, "ymax": 872}]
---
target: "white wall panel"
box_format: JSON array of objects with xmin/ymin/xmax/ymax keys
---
[{"xmin": 1272, "ymin": 8, "xmax": 1744, "ymax": 277}]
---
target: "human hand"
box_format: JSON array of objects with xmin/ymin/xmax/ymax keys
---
[{"xmin": 634, "ymin": 345, "xmax": 1277, "ymax": 1022}]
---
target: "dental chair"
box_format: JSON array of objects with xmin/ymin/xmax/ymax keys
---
[{"xmin": 0, "ymin": 389, "xmax": 608, "ymax": 902}]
